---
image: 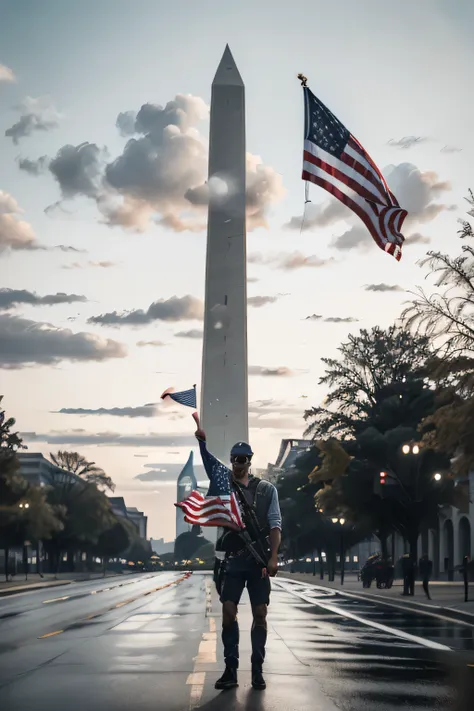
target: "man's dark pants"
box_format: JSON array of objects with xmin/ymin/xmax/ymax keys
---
[{"xmin": 218, "ymin": 556, "xmax": 271, "ymax": 670}]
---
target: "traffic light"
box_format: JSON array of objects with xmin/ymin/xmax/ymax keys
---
[{"xmin": 380, "ymin": 471, "xmax": 387, "ymax": 486}]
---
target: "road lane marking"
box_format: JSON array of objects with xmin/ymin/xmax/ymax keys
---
[
  {"xmin": 187, "ymin": 582, "xmax": 218, "ymax": 709},
  {"xmin": 278, "ymin": 577, "xmax": 474, "ymax": 629},
  {"xmin": 187, "ymin": 672, "xmax": 206, "ymax": 709},
  {"xmin": 42, "ymin": 596, "xmax": 70, "ymax": 604},
  {"xmin": 274, "ymin": 581, "xmax": 452, "ymax": 652},
  {"xmin": 38, "ymin": 573, "xmax": 190, "ymax": 639},
  {"xmin": 115, "ymin": 599, "xmax": 134, "ymax": 608},
  {"xmin": 38, "ymin": 630, "xmax": 64, "ymax": 639},
  {"xmin": 188, "ymin": 618, "xmax": 216, "ymax": 709}
]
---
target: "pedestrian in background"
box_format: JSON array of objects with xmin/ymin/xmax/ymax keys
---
[
  {"xmin": 419, "ymin": 554, "xmax": 433, "ymax": 600},
  {"xmin": 401, "ymin": 554, "xmax": 415, "ymax": 596},
  {"xmin": 461, "ymin": 556, "xmax": 470, "ymax": 603}
]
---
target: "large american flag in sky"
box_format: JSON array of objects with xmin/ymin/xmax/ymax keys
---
[
  {"xmin": 302, "ymin": 86, "xmax": 407, "ymax": 261},
  {"xmin": 175, "ymin": 440, "xmax": 244, "ymax": 529}
]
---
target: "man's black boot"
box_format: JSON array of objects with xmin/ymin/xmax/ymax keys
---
[
  {"xmin": 215, "ymin": 666, "xmax": 238, "ymax": 690},
  {"xmin": 251, "ymin": 667, "xmax": 266, "ymax": 690}
]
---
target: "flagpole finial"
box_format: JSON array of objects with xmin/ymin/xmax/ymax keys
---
[{"xmin": 297, "ymin": 73, "xmax": 308, "ymax": 87}]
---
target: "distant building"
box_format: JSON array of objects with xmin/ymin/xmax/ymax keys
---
[
  {"xmin": 126, "ymin": 507, "xmax": 148, "ymax": 539},
  {"xmin": 176, "ymin": 451, "xmax": 198, "ymax": 539},
  {"xmin": 274, "ymin": 438, "xmax": 313, "ymax": 470},
  {"xmin": 108, "ymin": 497, "xmax": 129, "ymax": 519},
  {"xmin": 18, "ymin": 452, "xmax": 83, "ymax": 488},
  {"xmin": 262, "ymin": 439, "xmax": 314, "ymax": 484}
]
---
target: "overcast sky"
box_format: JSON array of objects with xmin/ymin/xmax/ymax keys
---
[{"xmin": 0, "ymin": 0, "xmax": 472, "ymax": 541}]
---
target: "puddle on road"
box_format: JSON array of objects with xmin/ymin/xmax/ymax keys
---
[{"xmin": 114, "ymin": 632, "xmax": 179, "ymax": 647}]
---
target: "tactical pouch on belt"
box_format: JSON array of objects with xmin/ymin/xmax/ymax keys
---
[{"xmin": 213, "ymin": 558, "xmax": 226, "ymax": 595}]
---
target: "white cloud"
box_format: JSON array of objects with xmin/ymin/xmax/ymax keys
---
[
  {"xmin": 0, "ymin": 64, "xmax": 16, "ymax": 83},
  {"xmin": 0, "ymin": 191, "xmax": 42, "ymax": 253},
  {"xmin": 29, "ymin": 94, "xmax": 285, "ymax": 233}
]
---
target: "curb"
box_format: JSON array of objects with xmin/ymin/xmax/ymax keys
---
[
  {"xmin": 0, "ymin": 580, "xmax": 72, "ymax": 598},
  {"xmin": 0, "ymin": 571, "xmax": 136, "ymax": 599},
  {"xmin": 278, "ymin": 576, "xmax": 474, "ymax": 627}
]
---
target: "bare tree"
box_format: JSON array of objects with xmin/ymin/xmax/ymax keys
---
[
  {"xmin": 50, "ymin": 451, "xmax": 115, "ymax": 492},
  {"xmin": 402, "ymin": 190, "xmax": 474, "ymax": 358}
]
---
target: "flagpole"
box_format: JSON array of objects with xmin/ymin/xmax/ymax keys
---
[
  {"xmin": 191, "ymin": 384, "xmax": 200, "ymax": 429},
  {"xmin": 298, "ymin": 73, "xmax": 310, "ymax": 234}
]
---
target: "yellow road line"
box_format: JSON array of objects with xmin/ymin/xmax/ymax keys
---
[
  {"xmin": 187, "ymin": 672, "xmax": 206, "ymax": 710},
  {"xmin": 38, "ymin": 630, "xmax": 64, "ymax": 639},
  {"xmin": 42, "ymin": 596, "xmax": 70, "ymax": 604},
  {"xmin": 114, "ymin": 599, "xmax": 134, "ymax": 608},
  {"xmin": 188, "ymin": 610, "xmax": 217, "ymax": 708}
]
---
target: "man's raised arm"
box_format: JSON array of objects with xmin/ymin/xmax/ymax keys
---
[{"xmin": 195, "ymin": 428, "xmax": 231, "ymax": 482}]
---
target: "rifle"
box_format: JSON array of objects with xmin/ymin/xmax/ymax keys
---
[{"xmin": 232, "ymin": 479, "xmax": 270, "ymax": 567}]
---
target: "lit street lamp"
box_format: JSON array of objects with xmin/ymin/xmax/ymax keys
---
[
  {"xmin": 433, "ymin": 472, "xmax": 442, "ymax": 482},
  {"xmin": 402, "ymin": 443, "xmax": 420, "ymax": 455},
  {"xmin": 331, "ymin": 517, "xmax": 346, "ymax": 585}
]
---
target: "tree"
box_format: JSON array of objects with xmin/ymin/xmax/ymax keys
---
[
  {"xmin": 314, "ymin": 431, "xmax": 455, "ymax": 557},
  {"xmin": 44, "ymin": 475, "xmax": 114, "ymax": 573},
  {"xmin": 0, "ymin": 396, "xmax": 27, "ymax": 463},
  {"xmin": 94, "ymin": 517, "xmax": 132, "ymax": 574},
  {"xmin": 403, "ymin": 191, "xmax": 474, "ymax": 359},
  {"xmin": 174, "ymin": 527, "xmax": 212, "ymax": 561},
  {"xmin": 402, "ymin": 194, "xmax": 474, "ymax": 475},
  {"xmin": 275, "ymin": 446, "xmax": 322, "ymax": 561},
  {"xmin": 196, "ymin": 542, "xmax": 215, "ymax": 562},
  {"xmin": 303, "ymin": 327, "xmax": 458, "ymax": 557},
  {"xmin": 303, "ymin": 326, "xmax": 432, "ymax": 440},
  {"xmin": 0, "ymin": 398, "xmax": 62, "ymax": 580},
  {"xmin": 126, "ymin": 537, "xmax": 152, "ymax": 566},
  {"xmin": 50, "ymin": 450, "xmax": 115, "ymax": 492}
]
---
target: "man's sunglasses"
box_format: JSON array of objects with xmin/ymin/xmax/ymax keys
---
[{"xmin": 231, "ymin": 455, "xmax": 252, "ymax": 465}]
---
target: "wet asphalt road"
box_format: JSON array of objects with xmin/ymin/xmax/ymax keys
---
[{"xmin": 0, "ymin": 572, "xmax": 473, "ymax": 711}]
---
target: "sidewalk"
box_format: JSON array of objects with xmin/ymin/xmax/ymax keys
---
[
  {"xmin": 0, "ymin": 571, "xmax": 131, "ymax": 597},
  {"xmin": 281, "ymin": 572, "xmax": 474, "ymax": 624}
]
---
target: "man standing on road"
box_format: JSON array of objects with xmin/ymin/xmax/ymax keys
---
[
  {"xmin": 419, "ymin": 554, "xmax": 433, "ymax": 600},
  {"xmin": 195, "ymin": 426, "xmax": 282, "ymax": 692}
]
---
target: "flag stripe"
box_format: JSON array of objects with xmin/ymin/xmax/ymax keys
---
[
  {"xmin": 176, "ymin": 490, "xmax": 244, "ymax": 530},
  {"xmin": 302, "ymin": 164, "xmax": 407, "ymax": 254},
  {"xmin": 304, "ymin": 144, "xmax": 385, "ymax": 205},
  {"xmin": 303, "ymin": 152, "xmax": 406, "ymax": 247},
  {"xmin": 303, "ymin": 169, "xmax": 389, "ymax": 251},
  {"xmin": 347, "ymin": 137, "xmax": 396, "ymax": 204},
  {"xmin": 345, "ymin": 140, "xmax": 394, "ymax": 204}
]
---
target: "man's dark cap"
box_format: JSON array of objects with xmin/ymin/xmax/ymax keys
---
[{"xmin": 230, "ymin": 442, "xmax": 253, "ymax": 457}]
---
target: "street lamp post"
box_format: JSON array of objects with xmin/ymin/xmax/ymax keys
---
[
  {"xmin": 332, "ymin": 517, "xmax": 345, "ymax": 585},
  {"xmin": 18, "ymin": 501, "xmax": 30, "ymax": 581}
]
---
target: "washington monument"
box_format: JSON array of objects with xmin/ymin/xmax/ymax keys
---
[{"xmin": 200, "ymin": 45, "xmax": 248, "ymax": 463}]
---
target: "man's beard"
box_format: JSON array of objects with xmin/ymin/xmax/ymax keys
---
[{"xmin": 232, "ymin": 467, "xmax": 247, "ymax": 479}]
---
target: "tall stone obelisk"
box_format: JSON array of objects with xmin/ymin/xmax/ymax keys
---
[{"xmin": 200, "ymin": 45, "xmax": 248, "ymax": 464}]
